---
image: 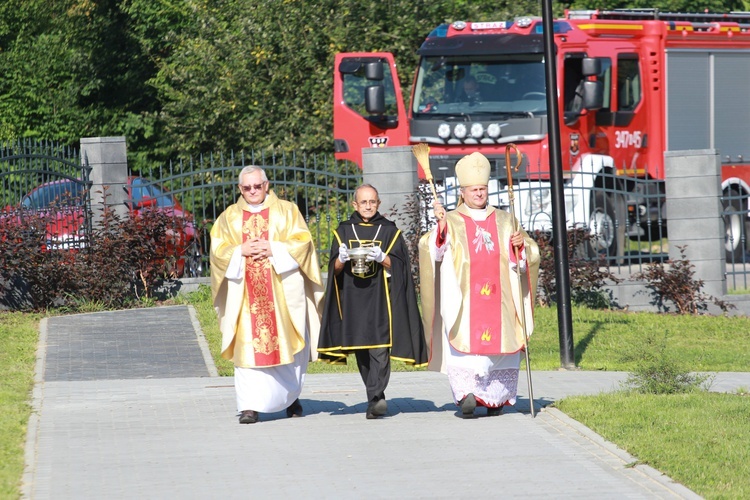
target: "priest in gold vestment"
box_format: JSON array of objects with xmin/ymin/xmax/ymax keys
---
[
  {"xmin": 419, "ymin": 152, "xmax": 539, "ymax": 418},
  {"xmin": 210, "ymin": 166, "xmax": 324, "ymax": 424}
]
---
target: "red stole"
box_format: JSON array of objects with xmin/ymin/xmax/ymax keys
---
[
  {"xmin": 461, "ymin": 212, "xmax": 502, "ymax": 355},
  {"xmin": 242, "ymin": 209, "xmax": 280, "ymax": 365}
]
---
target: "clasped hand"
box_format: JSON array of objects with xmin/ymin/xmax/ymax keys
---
[
  {"xmin": 366, "ymin": 246, "xmax": 385, "ymax": 263},
  {"xmin": 242, "ymin": 237, "xmax": 271, "ymax": 260}
]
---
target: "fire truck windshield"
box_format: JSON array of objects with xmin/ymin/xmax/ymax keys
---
[{"xmin": 413, "ymin": 55, "xmax": 547, "ymax": 117}]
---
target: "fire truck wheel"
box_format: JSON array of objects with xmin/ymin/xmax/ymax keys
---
[
  {"xmin": 588, "ymin": 191, "xmax": 626, "ymax": 261},
  {"xmin": 723, "ymin": 188, "xmax": 748, "ymax": 263}
]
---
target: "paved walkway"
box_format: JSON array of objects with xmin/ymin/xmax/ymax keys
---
[{"xmin": 22, "ymin": 306, "xmax": 750, "ymax": 499}]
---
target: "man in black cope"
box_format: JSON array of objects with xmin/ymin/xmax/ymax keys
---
[{"xmin": 318, "ymin": 184, "xmax": 427, "ymax": 419}]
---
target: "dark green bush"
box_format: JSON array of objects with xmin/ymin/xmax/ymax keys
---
[
  {"xmin": 0, "ymin": 200, "xmax": 186, "ymax": 312},
  {"xmin": 0, "ymin": 211, "xmax": 80, "ymax": 310}
]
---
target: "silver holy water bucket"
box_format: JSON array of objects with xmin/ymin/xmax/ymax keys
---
[{"xmin": 347, "ymin": 246, "xmax": 372, "ymax": 276}]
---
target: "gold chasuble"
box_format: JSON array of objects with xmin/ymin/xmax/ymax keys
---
[{"xmin": 210, "ymin": 191, "xmax": 324, "ymax": 369}]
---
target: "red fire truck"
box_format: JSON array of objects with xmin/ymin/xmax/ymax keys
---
[{"xmin": 333, "ymin": 10, "xmax": 750, "ymax": 261}]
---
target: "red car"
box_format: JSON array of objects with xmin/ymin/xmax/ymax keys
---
[
  {"xmin": 13, "ymin": 177, "xmax": 202, "ymax": 278},
  {"xmin": 18, "ymin": 178, "xmax": 88, "ymax": 251}
]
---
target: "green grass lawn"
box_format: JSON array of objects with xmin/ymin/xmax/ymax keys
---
[
  {"xmin": 3, "ymin": 286, "xmax": 750, "ymax": 498},
  {"xmin": 530, "ymin": 306, "xmax": 750, "ymax": 371},
  {"xmin": 556, "ymin": 392, "xmax": 750, "ymax": 499},
  {"xmin": 0, "ymin": 311, "xmax": 41, "ymax": 499}
]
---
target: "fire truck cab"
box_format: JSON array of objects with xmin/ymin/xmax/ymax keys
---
[{"xmin": 333, "ymin": 10, "xmax": 750, "ymax": 261}]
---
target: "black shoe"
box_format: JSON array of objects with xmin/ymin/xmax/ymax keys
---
[
  {"xmin": 366, "ymin": 398, "xmax": 388, "ymax": 419},
  {"xmin": 486, "ymin": 406, "xmax": 503, "ymax": 417},
  {"xmin": 239, "ymin": 410, "xmax": 259, "ymax": 424},
  {"xmin": 459, "ymin": 393, "xmax": 476, "ymax": 418},
  {"xmin": 286, "ymin": 399, "xmax": 303, "ymax": 418}
]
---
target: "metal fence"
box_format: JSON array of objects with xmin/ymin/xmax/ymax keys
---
[
  {"xmin": 429, "ymin": 155, "xmax": 749, "ymax": 290},
  {"xmin": 131, "ymin": 150, "xmax": 363, "ymax": 274},
  {"xmin": 2, "ymin": 139, "xmax": 748, "ymax": 290},
  {"xmin": 431, "ymin": 159, "xmax": 669, "ymax": 269},
  {"xmin": 0, "ymin": 140, "xmax": 93, "ymax": 250},
  {"xmin": 724, "ymin": 188, "xmax": 750, "ymax": 291},
  {"xmin": 1, "ymin": 140, "xmax": 362, "ymax": 277},
  {"xmin": 0, "ymin": 139, "xmax": 90, "ymax": 208}
]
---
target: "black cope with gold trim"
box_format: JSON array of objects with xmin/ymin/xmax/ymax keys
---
[{"xmin": 318, "ymin": 211, "xmax": 427, "ymax": 367}]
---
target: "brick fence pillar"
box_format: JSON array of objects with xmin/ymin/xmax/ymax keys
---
[
  {"xmin": 80, "ymin": 136, "xmax": 129, "ymax": 226},
  {"xmin": 362, "ymin": 146, "xmax": 420, "ymax": 228},
  {"xmin": 664, "ymin": 149, "xmax": 726, "ymax": 299}
]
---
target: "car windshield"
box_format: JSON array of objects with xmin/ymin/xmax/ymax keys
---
[
  {"xmin": 130, "ymin": 178, "xmax": 175, "ymax": 208},
  {"xmin": 412, "ymin": 54, "xmax": 547, "ymax": 116},
  {"xmin": 22, "ymin": 181, "xmax": 86, "ymax": 210}
]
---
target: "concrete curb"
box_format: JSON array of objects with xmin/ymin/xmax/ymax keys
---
[
  {"xmin": 22, "ymin": 317, "xmax": 48, "ymax": 499},
  {"xmin": 187, "ymin": 305, "xmax": 219, "ymax": 377}
]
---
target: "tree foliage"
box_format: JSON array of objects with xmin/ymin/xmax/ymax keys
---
[
  {"xmin": 1, "ymin": 0, "xmax": 744, "ymax": 169},
  {"xmin": 135, "ymin": 0, "xmax": 540, "ymax": 162}
]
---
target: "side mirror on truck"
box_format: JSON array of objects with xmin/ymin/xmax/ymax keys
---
[
  {"xmin": 564, "ymin": 57, "xmax": 604, "ymax": 125},
  {"xmin": 581, "ymin": 57, "xmax": 604, "ymax": 110},
  {"xmin": 336, "ymin": 55, "xmax": 400, "ymax": 129},
  {"xmin": 581, "ymin": 57, "xmax": 601, "ymax": 77},
  {"xmin": 581, "ymin": 80, "xmax": 603, "ymax": 111},
  {"xmin": 364, "ymin": 61, "xmax": 386, "ymax": 115},
  {"xmin": 364, "ymin": 61, "xmax": 384, "ymax": 81},
  {"xmin": 365, "ymin": 85, "xmax": 385, "ymax": 115}
]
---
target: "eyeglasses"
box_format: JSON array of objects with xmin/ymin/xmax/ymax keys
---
[{"xmin": 239, "ymin": 182, "xmax": 266, "ymax": 193}]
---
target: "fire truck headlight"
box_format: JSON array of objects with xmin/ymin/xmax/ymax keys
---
[
  {"xmin": 516, "ymin": 17, "xmax": 533, "ymax": 28},
  {"xmin": 438, "ymin": 123, "xmax": 451, "ymax": 139},
  {"xmin": 487, "ymin": 123, "xmax": 502, "ymax": 139},
  {"xmin": 454, "ymin": 123, "xmax": 467, "ymax": 139},
  {"xmin": 470, "ymin": 123, "xmax": 484, "ymax": 139}
]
